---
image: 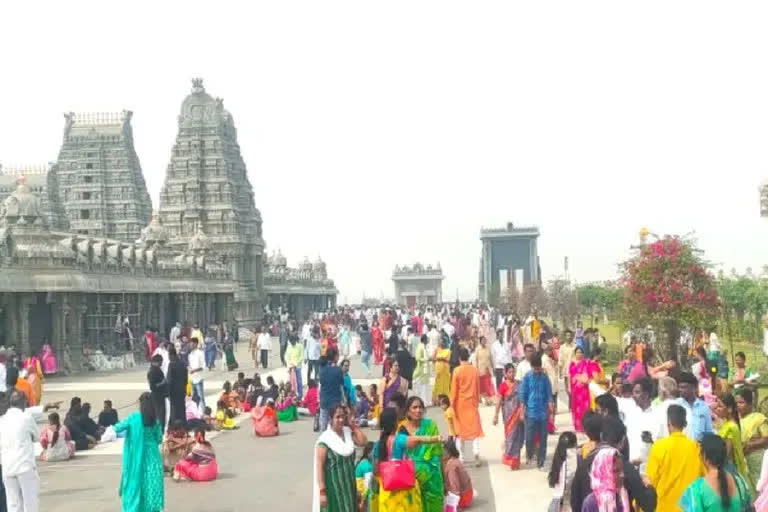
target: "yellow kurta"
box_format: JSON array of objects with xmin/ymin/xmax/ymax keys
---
[
  {"xmin": 646, "ymin": 432, "xmax": 705, "ymax": 512},
  {"xmin": 431, "ymin": 348, "xmax": 451, "ymax": 404}
]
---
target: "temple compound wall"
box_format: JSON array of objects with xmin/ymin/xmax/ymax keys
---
[{"xmin": 0, "ymin": 80, "xmax": 336, "ymax": 370}]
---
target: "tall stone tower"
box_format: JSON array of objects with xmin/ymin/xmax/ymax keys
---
[
  {"xmin": 158, "ymin": 79, "xmax": 264, "ymax": 329},
  {"xmin": 54, "ymin": 111, "xmax": 152, "ymax": 241}
]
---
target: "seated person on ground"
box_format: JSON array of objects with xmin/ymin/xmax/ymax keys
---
[
  {"xmin": 97, "ymin": 400, "xmax": 119, "ymax": 429},
  {"xmin": 251, "ymin": 398, "xmax": 279, "ymax": 437},
  {"xmin": 40, "ymin": 412, "xmax": 75, "ymax": 462},
  {"xmin": 162, "ymin": 419, "xmax": 194, "ymax": 472},
  {"xmin": 215, "ymin": 400, "xmax": 238, "ymax": 430},
  {"xmin": 173, "ymin": 429, "xmax": 218, "ymax": 482}
]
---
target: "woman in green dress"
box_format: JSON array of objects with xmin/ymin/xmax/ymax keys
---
[
  {"xmin": 715, "ymin": 394, "xmax": 751, "ymax": 492},
  {"xmin": 680, "ymin": 434, "xmax": 750, "ymax": 512},
  {"xmin": 398, "ymin": 396, "xmax": 444, "ymax": 512},
  {"xmin": 114, "ymin": 392, "xmax": 164, "ymax": 512},
  {"xmin": 313, "ymin": 405, "xmax": 368, "ymax": 512},
  {"xmin": 736, "ymin": 388, "xmax": 768, "ymax": 489}
]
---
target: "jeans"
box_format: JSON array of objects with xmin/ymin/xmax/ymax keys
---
[
  {"xmin": 191, "ymin": 381, "xmax": 205, "ymax": 409},
  {"xmin": 319, "ymin": 407, "xmax": 331, "ymax": 432},
  {"xmin": 294, "ymin": 367, "xmax": 304, "ymax": 398},
  {"xmin": 308, "ymin": 360, "xmax": 320, "ymax": 382},
  {"xmin": 4, "ymin": 469, "xmax": 38, "ymax": 512},
  {"xmin": 260, "ymin": 349, "xmax": 269, "ymax": 369},
  {"xmin": 525, "ymin": 417, "xmax": 548, "ymax": 467},
  {"xmin": 204, "ymin": 349, "xmax": 216, "ymax": 369},
  {"xmin": 360, "ymin": 351, "xmax": 371, "ymax": 374}
]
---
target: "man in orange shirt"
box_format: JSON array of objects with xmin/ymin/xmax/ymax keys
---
[{"xmin": 450, "ymin": 347, "xmax": 484, "ymax": 466}]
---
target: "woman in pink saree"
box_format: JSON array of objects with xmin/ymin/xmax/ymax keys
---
[
  {"xmin": 39, "ymin": 344, "xmax": 58, "ymax": 375},
  {"xmin": 568, "ymin": 347, "xmax": 593, "ymax": 433}
]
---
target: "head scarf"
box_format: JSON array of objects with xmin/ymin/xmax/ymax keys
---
[{"xmin": 589, "ymin": 447, "xmax": 630, "ymax": 512}]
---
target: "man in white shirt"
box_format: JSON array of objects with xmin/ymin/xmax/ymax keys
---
[
  {"xmin": 490, "ymin": 337, "xmax": 511, "ymax": 389},
  {"xmin": 625, "ymin": 378, "xmax": 656, "ymax": 474},
  {"xmin": 257, "ymin": 328, "xmax": 272, "ymax": 369},
  {"xmin": 152, "ymin": 342, "xmax": 170, "ymax": 377},
  {"xmin": 427, "ymin": 325, "xmax": 441, "ymax": 355},
  {"xmin": 169, "ymin": 322, "xmax": 181, "ymax": 346},
  {"xmin": 0, "ymin": 391, "xmax": 40, "ymax": 512},
  {"xmin": 541, "ymin": 341, "xmax": 560, "ymax": 408},
  {"xmin": 188, "ymin": 338, "xmax": 206, "ymax": 408},
  {"xmin": 515, "ymin": 343, "xmax": 536, "ymax": 381}
]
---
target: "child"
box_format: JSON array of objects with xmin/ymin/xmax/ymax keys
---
[
  {"xmin": 439, "ymin": 394, "xmax": 456, "ymax": 439},
  {"xmin": 40, "ymin": 412, "xmax": 75, "ymax": 462},
  {"xmin": 162, "ymin": 420, "xmax": 193, "ymax": 472},
  {"xmin": 367, "ymin": 383, "xmax": 380, "ymax": 425},
  {"xmin": 442, "ymin": 438, "xmax": 475, "ymax": 511},
  {"xmin": 219, "ymin": 381, "xmax": 241, "ymax": 414},
  {"xmin": 299, "ymin": 379, "xmax": 319, "ymax": 416},
  {"xmin": 276, "ymin": 386, "xmax": 298, "ymax": 423},
  {"xmin": 97, "ymin": 400, "xmax": 118, "ymax": 428},
  {"xmin": 355, "ymin": 442, "xmax": 374, "ymax": 512},
  {"xmin": 547, "ymin": 431, "xmax": 577, "ymax": 511},
  {"xmin": 215, "ymin": 400, "xmax": 238, "ymax": 430},
  {"xmin": 354, "ymin": 385, "xmax": 370, "ymax": 427},
  {"xmin": 203, "ymin": 406, "xmax": 217, "ymax": 431},
  {"xmin": 579, "ymin": 412, "xmax": 602, "ymax": 462},
  {"xmin": 235, "ymin": 372, "xmax": 248, "ymax": 403}
]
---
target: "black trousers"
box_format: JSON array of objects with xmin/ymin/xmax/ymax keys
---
[
  {"xmin": 169, "ymin": 392, "xmax": 186, "ymax": 426},
  {"xmin": 151, "ymin": 394, "xmax": 166, "ymax": 433},
  {"xmin": 260, "ymin": 349, "xmax": 269, "ymax": 369},
  {"xmin": 279, "ymin": 343, "xmax": 287, "ymax": 366},
  {"xmin": 494, "ymin": 368, "xmax": 504, "ymax": 390}
]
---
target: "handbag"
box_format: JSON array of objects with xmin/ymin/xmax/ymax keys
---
[{"xmin": 379, "ymin": 457, "xmax": 416, "ymax": 491}]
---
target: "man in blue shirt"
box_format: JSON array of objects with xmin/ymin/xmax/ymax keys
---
[
  {"xmin": 318, "ymin": 347, "xmax": 344, "ymax": 432},
  {"xmin": 675, "ymin": 371, "xmax": 713, "ymax": 441},
  {"xmin": 519, "ymin": 353, "xmax": 553, "ymax": 468}
]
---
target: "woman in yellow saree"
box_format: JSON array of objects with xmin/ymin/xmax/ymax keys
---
[
  {"xmin": 737, "ymin": 388, "xmax": 768, "ymax": 493},
  {"xmin": 716, "ymin": 394, "xmax": 751, "ymax": 492},
  {"xmin": 431, "ymin": 338, "xmax": 451, "ymax": 406}
]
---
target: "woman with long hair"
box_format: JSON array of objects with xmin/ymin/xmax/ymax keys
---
[
  {"xmin": 374, "ymin": 407, "xmax": 441, "ymax": 512},
  {"xmin": 680, "ymin": 434, "xmax": 749, "ymax": 512},
  {"xmin": 398, "ymin": 396, "xmax": 445, "ymax": 512},
  {"xmin": 313, "ymin": 405, "xmax": 368, "ymax": 512},
  {"xmin": 114, "ymin": 392, "xmax": 164, "ymax": 512},
  {"xmin": 736, "ymin": 388, "xmax": 768, "ymax": 492},
  {"xmin": 715, "ymin": 394, "xmax": 750, "ymax": 492},
  {"xmin": 547, "ymin": 431, "xmax": 577, "ymax": 512},
  {"xmin": 568, "ymin": 347, "xmax": 593, "ymax": 432},
  {"xmin": 492, "ymin": 363, "xmax": 524, "ymax": 470},
  {"xmin": 39, "ymin": 412, "xmax": 75, "ymax": 462}
]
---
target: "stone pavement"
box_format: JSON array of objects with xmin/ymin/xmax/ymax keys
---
[{"xmin": 34, "ymin": 340, "xmax": 570, "ymax": 511}]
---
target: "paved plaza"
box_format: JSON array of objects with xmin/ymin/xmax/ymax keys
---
[{"xmin": 35, "ymin": 340, "xmax": 568, "ymax": 511}]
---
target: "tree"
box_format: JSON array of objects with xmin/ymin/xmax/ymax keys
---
[
  {"xmin": 503, "ymin": 284, "xmax": 521, "ymax": 316},
  {"xmin": 547, "ymin": 278, "xmax": 579, "ymax": 328},
  {"xmin": 621, "ymin": 235, "xmax": 719, "ymax": 363},
  {"xmin": 577, "ymin": 283, "xmax": 623, "ymax": 324},
  {"xmin": 520, "ymin": 284, "xmax": 548, "ymax": 318}
]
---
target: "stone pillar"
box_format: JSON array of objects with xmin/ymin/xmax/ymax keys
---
[
  {"xmin": 158, "ymin": 294, "xmax": 167, "ymax": 336},
  {"xmin": 19, "ymin": 295, "xmax": 33, "ymax": 356}
]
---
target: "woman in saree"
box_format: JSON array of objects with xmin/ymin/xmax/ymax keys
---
[
  {"xmin": 568, "ymin": 347, "xmax": 592, "ymax": 433},
  {"xmin": 115, "ymin": 392, "xmax": 164, "ymax": 512},
  {"xmin": 39, "ymin": 343, "xmax": 58, "ymax": 375},
  {"xmin": 173, "ymin": 429, "xmax": 218, "ymax": 482},
  {"xmin": 372, "ymin": 324, "xmax": 385, "ymax": 365},
  {"xmin": 380, "ymin": 360, "xmax": 409, "ymax": 408},
  {"xmin": 431, "ymin": 338, "xmax": 452, "ymax": 406},
  {"xmin": 22, "ymin": 352, "xmax": 43, "ymax": 405},
  {"xmin": 715, "ymin": 393, "xmax": 751, "ymax": 492},
  {"xmin": 492, "ymin": 363, "xmax": 523, "ymax": 470},
  {"xmin": 313, "ymin": 405, "xmax": 368, "ymax": 512},
  {"xmin": 737, "ymin": 388, "xmax": 768, "ymax": 492},
  {"xmin": 374, "ymin": 407, "xmax": 442, "ymax": 512},
  {"xmin": 398, "ymin": 396, "xmax": 444, "ymax": 512}
]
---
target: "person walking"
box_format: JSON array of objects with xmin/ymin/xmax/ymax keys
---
[
  {"xmin": 279, "ymin": 323, "xmax": 289, "ymax": 367},
  {"xmin": 256, "ymin": 328, "xmax": 271, "ymax": 370},
  {"xmin": 166, "ymin": 346, "xmax": 188, "ymax": 425},
  {"xmin": 307, "ymin": 329, "xmax": 322, "ymax": 382},
  {"xmin": 187, "ymin": 338, "xmax": 206, "ymax": 409},
  {"xmin": 147, "ymin": 355, "xmax": 168, "ymax": 433},
  {"xmin": 286, "ymin": 335, "xmax": 305, "ymax": 398},
  {"xmin": 412, "ymin": 335, "xmax": 432, "ymax": 405},
  {"xmin": 450, "ymin": 347, "xmax": 484, "ymax": 467},
  {"xmin": 318, "ymin": 348, "xmax": 345, "ymax": 433},
  {"xmin": 359, "ymin": 324, "xmax": 373, "ymax": 377},
  {"xmin": 490, "ymin": 336, "xmax": 511, "ymax": 390},
  {"xmin": 519, "ymin": 353, "xmax": 553, "ymax": 469},
  {"xmin": 114, "ymin": 392, "xmax": 164, "ymax": 512},
  {"xmin": 0, "ymin": 391, "xmax": 39, "ymax": 512},
  {"xmin": 203, "ymin": 330, "xmax": 217, "ymax": 371}
]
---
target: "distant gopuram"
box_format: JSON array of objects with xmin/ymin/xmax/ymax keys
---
[
  {"xmin": 392, "ymin": 263, "xmax": 444, "ymax": 308},
  {"xmin": 479, "ymin": 222, "xmax": 541, "ymax": 302}
]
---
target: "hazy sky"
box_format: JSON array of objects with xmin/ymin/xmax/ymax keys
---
[{"xmin": 2, "ymin": 1, "xmax": 767, "ymax": 303}]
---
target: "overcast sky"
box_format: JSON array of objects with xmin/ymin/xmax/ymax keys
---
[{"xmin": 1, "ymin": 1, "xmax": 767, "ymax": 303}]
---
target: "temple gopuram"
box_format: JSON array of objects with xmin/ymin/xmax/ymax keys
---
[{"xmin": 0, "ymin": 79, "xmax": 336, "ymax": 366}]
